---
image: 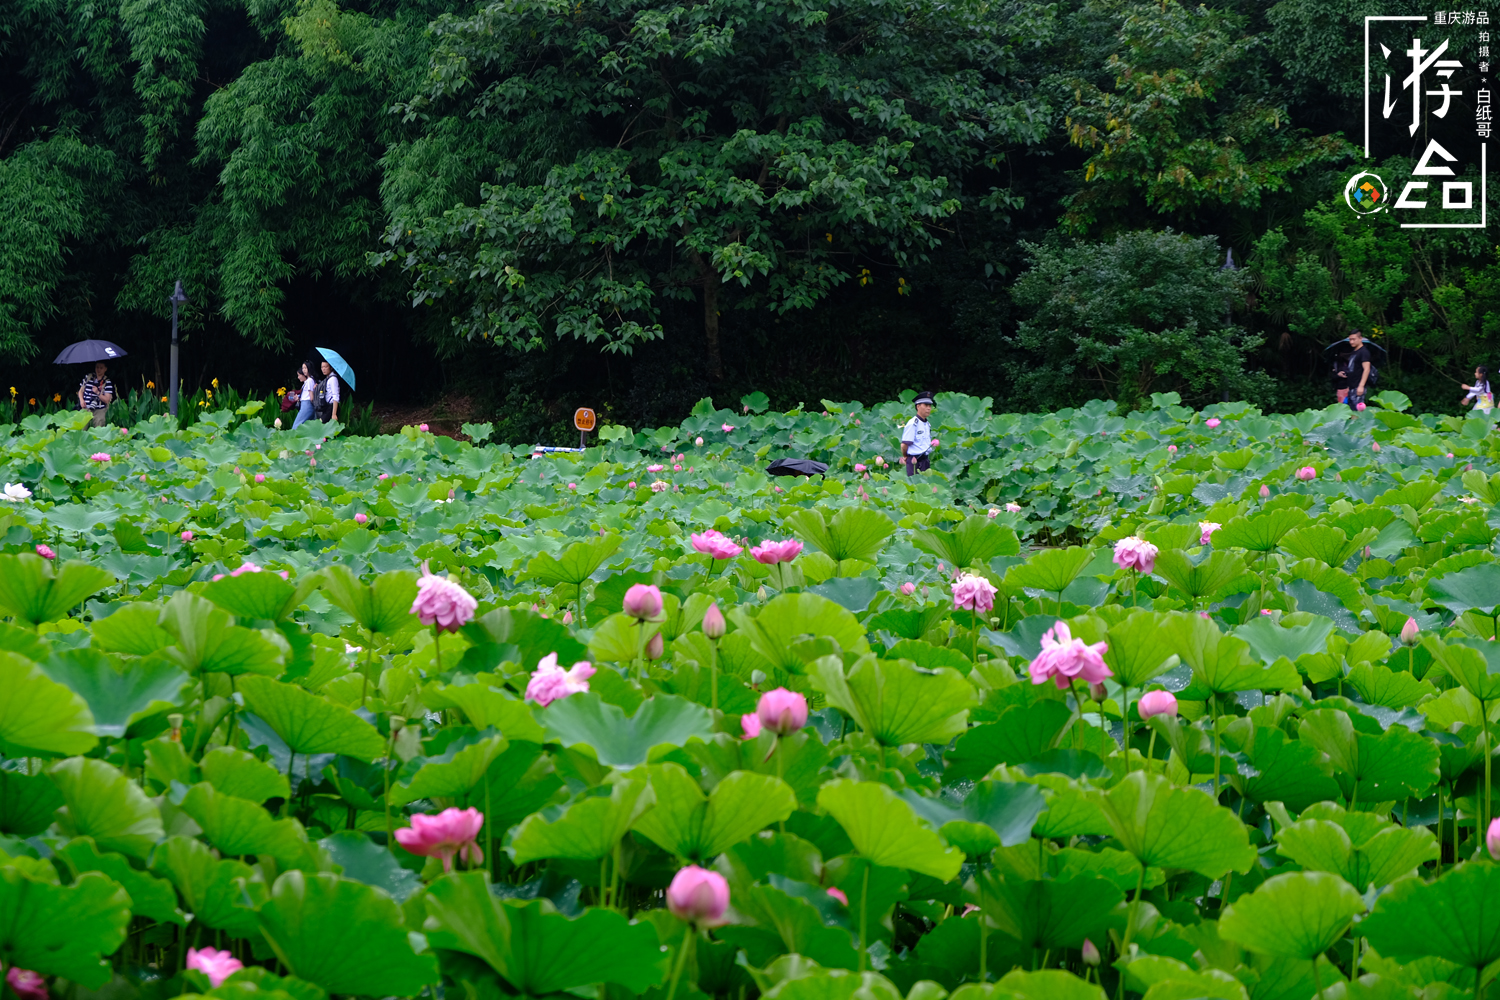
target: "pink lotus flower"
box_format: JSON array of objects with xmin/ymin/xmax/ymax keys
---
[
  {"xmin": 722, "ymin": 423, "xmax": 735, "ymax": 432},
  {"xmin": 1259, "ymin": 485, "xmax": 1271, "ymax": 498},
  {"xmin": 83, "ymin": 473, "xmax": 90, "ymax": 480},
  {"xmin": 1295, "ymin": 466, "xmax": 1317, "ymax": 481},
  {"xmin": 987, "ymin": 508, "xmax": 999, "ymax": 517},
  {"xmin": 1137, "ymin": 690, "xmax": 1178, "ymax": 718},
  {"xmin": 379, "ymin": 473, "xmax": 389, "ymax": 480},
  {"xmin": 6, "ymin": 969, "xmax": 48, "ymax": 1000},
  {"xmin": 695, "ymin": 436, "xmax": 704, "ymax": 446},
  {"xmin": 702, "ymin": 603, "xmax": 726, "ymax": 639},
  {"xmin": 623, "ymin": 584, "xmax": 664, "ymax": 620},
  {"xmin": 675, "ymin": 453, "xmax": 685, "ymax": 462},
  {"xmin": 900, "ymin": 582, "xmax": 916, "ymax": 596},
  {"xmin": 628, "ymin": 481, "xmax": 637, "ymax": 488},
  {"xmin": 1357, "ymin": 402, "xmax": 1367, "ymax": 411},
  {"xmin": 1400, "ymin": 618, "xmax": 1420, "ymax": 646},
  {"xmin": 181, "ymin": 530, "xmax": 193, "ymax": 541},
  {"xmin": 1028, "ymin": 621, "xmax": 1111, "ymax": 690},
  {"xmin": 1372, "ymin": 443, "xmax": 1381, "ymax": 453},
  {"xmin": 187, "ymin": 947, "xmax": 244, "ymax": 988},
  {"xmin": 1488, "ymin": 818, "xmax": 1500, "ymax": 861},
  {"xmin": 525, "ymin": 652, "xmax": 595, "ymax": 706},
  {"xmin": 419, "ymin": 423, "xmax": 429, "ymax": 431},
  {"xmin": 757, "ymin": 688, "xmax": 808, "ymax": 735},
  {"xmin": 230, "ymin": 562, "xmax": 261, "ymax": 577},
  {"xmin": 254, "ymin": 473, "xmax": 265, "ymax": 483},
  {"xmin": 394, "ymin": 807, "xmax": 484, "ymax": 872},
  {"xmin": 691, "ymin": 529, "xmax": 742, "ymax": 560},
  {"xmin": 874, "ymin": 456, "xmax": 885, "ymax": 466},
  {"xmin": 354, "ymin": 512, "xmax": 368, "ymax": 524},
  {"xmin": 645, "ymin": 632, "xmax": 664, "ymax": 659},
  {"xmin": 673, "ymin": 464, "xmax": 682, "ymax": 472},
  {"xmin": 666, "ymin": 866, "xmax": 730, "ymax": 924},
  {"xmin": 212, "ymin": 574, "xmax": 224, "ymax": 581},
  {"xmin": 1113, "ymin": 536, "xmax": 1158, "ymax": 574},
  {"xmin": 827, "ymin": 886, "xmax": 849, "ymax": 906},
  {"xmin": 411, "ymin": 563, "xmax": 477, "ymax": 632},
  {"xmin": 34, "ymin": 544, "xmax": 55, "ymax": 560},
  {"xmin": 1005, "ymin": 502, "xmax": 1022, "ymax": 513},
  {"xmin": 561, "ymin": 609, "xmax": 573, "ymax": 625},
  {"xmin": 1261, "ymin": 609, "xmax": 1274, "ymax": 616},
  {"xmin": 568, "ymin": 482, "xmax": 577, "ymax": 490},
  {"xmin": 1199, "ymin": 521, "xmax": 1222, "ymax": 546},
  {"xmin": 855, "ymin": 463, "xmax": 867, "ymax": 472},
  {"xmin": 1082, "ymin": 940, "xmax": 1101, "ymax": 966},
  {"xmin": 774, "ymin": 485, "xmax": 784, "ymax": 493},
  {"xmin": 1446, "ymin": 452, "xmax": 1455, "ymax": 459},
  {"xmin": 1205, "ymin": 417, "xmax": 1221, "ymax": 428},
  {"xmin": 650, "ymin": 480, "xmax": 669, "ymax": 493},
  {"xmin": 741, "ymin": 713, "xmax": 761, "ymax": 739},
  {"xmin": 751, "ymin": 538, "xmax": 803, "ymax": 564},
  {"xmin": 89, "ymin": 452, "xmax": 111, "ymax": 463},
  {"xmin": 1167, "ymin": 444, "xmax": 1177, "ymax": 454},
  {"xmin": 951, "ymin": 572, "xmax": 998, "ymax": 612}
]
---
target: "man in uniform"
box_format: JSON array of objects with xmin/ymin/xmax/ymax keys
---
[{"xmin": 901, "ymin": 393, "xmax": 936, "ymax": 476}]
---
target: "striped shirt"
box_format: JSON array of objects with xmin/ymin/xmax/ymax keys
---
[{"xmin": 80, "ymin": 377, "xmax": 115, "ymax": 410}]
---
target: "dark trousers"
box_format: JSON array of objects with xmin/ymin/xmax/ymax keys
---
[{"xmin": 904, "ymin": 453, "xmax": 930, "ymax": 476}]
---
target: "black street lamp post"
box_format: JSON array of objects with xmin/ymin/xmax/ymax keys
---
[{"xmin": 169, "ymin": 281, "xmax": 188, "ymax": 417}]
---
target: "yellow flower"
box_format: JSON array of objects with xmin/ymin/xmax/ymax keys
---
[
  {"xmin": 146, "ymin": 381, "xmax": 155, "ymax": 389},
  {"xmin": 276, "ymin": 387, "xmax": 286, "ymax": 397},
  {"xmin": 52, "ymin": 393, "xmax": 61, "ymax": 402},
  {"xmin": 28, "ymin": 397, "xmax": 36, "ymax": 405},
  {"xmin": 212, "ymin": 378, "xmax": 219, "ymax": 388},
  {"xmin": 7, "ymin": 387, "xmax": 14, "ymax": 398},
  {"xmin": 160, "ymin": 396, "xmax": 168, "ymax": 402}
]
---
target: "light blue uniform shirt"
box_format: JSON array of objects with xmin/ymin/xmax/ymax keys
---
[{"xmin": 901, "ymin": 416, "xmax": 932, "ymax": 456}]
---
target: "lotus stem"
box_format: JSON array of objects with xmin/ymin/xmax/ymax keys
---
[
  {"xmin": 858, "ymin": 863, "xmax": 871, "ymax": 972},
  {"xmin": 1116, "ymin": 864, "xmax": 1147, "ymax": 1000},
  {"xmin": 664, "ymin": 927, "xmax": 694, "ymax": 1000},
  {"xmin": 977, "ymin": 873, "xmax": 987, "ymax": 983}
]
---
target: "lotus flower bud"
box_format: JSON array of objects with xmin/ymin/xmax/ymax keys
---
[
  {"xmin": 1259, "ymin": 485, "xmax": 1270, "ymax": 498},
  {"xmin": 645, "ymin": 631, "xmax": 664, "ymax": 660},
  {"xmin": 561, "ymin": 610, "xmax": 573, "ymax": 625},
  {"xmin": 354, "ymin": 512, "xmax": 368, "ymax": 524},
  {"xmin": 1400, "ymin": 618, "xmax": 1420, "ymax": 647},
  {"xmin": 1138, "ymin": 690, "xmax": 1178, "ymax": 718},
  {"xmin": 1489, "ymin": 818, "xmax": 1500, "ymax": 860},
  {"xmin": 900, "ymin": 582, "xmax": 916, "ymax": 596},
  {"xmin": 666, "ymin": 866, "xmax": 729, "ymax": 924},
  {"xmin": 702, "ymin": 603, "xmax": 726, "ymax": 639},
  {"xmin": 1089, "ymin": 681, "xmax": 1107, "ymax": 703},
  {"xmin": 756, "ymin": 688, "xmax": 808, "ymax": 735},
  {"xmin": 1082, "ymin": 940, "xmax": 1101, "ymax": 966},
  {"xmin": 35, "ymin": 544, "xmax": 55, "ymax": 560},
  {"xmin": 623, "ymin": 584, "xmax": 663, "ymax": 620},
  {"xmin": 181, "ymin": 530, "xmax": 193, "ymax": 541}
]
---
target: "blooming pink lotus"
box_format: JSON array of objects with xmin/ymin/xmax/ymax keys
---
[
  {"xmin": 90, "ymin": 452, "xmax": 111, "ymax": 463},
  {"xmin": 756, "ymin": 688, "xmax": 808, "ymax": 735},
  {"xmin": 1028, "ymin": 621, "xmax": 1111, "ymax": 690},
  {"xmin": 525, "ymin": 652, "xmax": 595, "ymax": 706},
  {"xmin": 1112, "ymin": 536, "xmax": 1158, "ymax": 574},
  {"xmin": 1137, "ymin": 690, "xmax": 1178, "ymax": 718},
  {"xmin": 1205, "ymin": 417, "xmax": 1221, "ymax": 428},
  {"xmin": 1005, "ymin": 502, "xmax": 1022, "ymax": 513},
  {"xmin": 1295, "ymin": 466, "xmax": 1317, "ymax": 481},
  {"xmin": 650, "ymin": 480, "xmax": 669, "ymax": 492},
  {"xmin": 6, "ymin": 969, "xmax": 48, "ymax": 1000},
  {"xmin": 900, "ymin": 582, "xmax": 916, "ymax": 596},
  {"xmin": 702, "ymin": 603, "xmax": 726, "ymax": 639},
  {"xmin": 951, "ymin": 572, "xmax": 998, "ymax": 612},
  {"xmin": 35, "ymin": 544, "xmax": 55, "ymax": 560},
  {"xmin": 394, "ymin": 807, "xmax": 484, "ymax": 872},
  {"xmin": 722, "ymin": 423, "xmax": 735, "ymax": 432},
  {"xmin": 187, "ymin": 947, "xmax": 244, "ymax": 988},
  {"xmin": 411, "ymin": 563, "xmax": 477, "ymax": 632},
  {"xmin": 750, "ymin": 538, "xmax": 803, "ymax": 564},
  {"xmin": 1199, "ymin": 521, "xmax": 1222, "ymax": 546},
  {"xmin": 855, "ymin": 463, "xmax": 867, "ymax": 472},
  {"xmin": 666, "ymin": 865, "xmax": 730, "ymax": 924},
  {"xmin": 623, "ymin": 583, "xmax": 664, "ymax": 620}
]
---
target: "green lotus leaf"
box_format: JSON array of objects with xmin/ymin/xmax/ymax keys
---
[
  {"xmin": 586, "ymin": 610, "xmax": 662, "ymax": 663},
  {"xmin": 817, "ymin": 779, "xmax": 964, "ymax": 881},
  {"xmin": 1279, "ymin": 524, "xmax": 1380, "ymax": 567},
  {"xmin": 1029, "ymin": 775, "xmax": 1112, "ymax": 839},
  {"xmin": 1233, "ymin": 616, "xmax": 1335, "ymax": 665},
  {"xmin": 1100, "ymin": 772, "xmax": 1256, "ymax": 878},
  {"xmin": 913, "ymin": 514, "xmax": 1020, "ymax": 568},
  {"xmin": 993, "ymin": 968, "xmax": 1108, "ymax": 999},
  {"xmin": 809, "ymin": 653, "xmax": 973, "ymax": 747},
  {"xmin": 1171, "ymin": 614, "xmax": 1301, "ymax": 693},
  {"xmin": 1422, "ymin": 635, "xmax": 1500, "ymax": 702},
  {"xmin": 0, "ymin": 553, "xmax": 114, "ymax": 626},
  {"xmin": 55, "ymin": 836, "xmax": 185, "ymax": 924},
  {"xmin": 1275, "ymin": 814, "xmax": 1438, "ymax": 890},
  {"xmin": 422, "ymin": 680, "xmax": 546, "ymax": 742},
  {"xmin": 729, "ymin": 592, "xmax": 870, "ymax": 674},
  {"xmin": 761, "ymin": 969, "xmax": 905, "ymax": 1000},
  {"xmin": 1004, "ymin": 546, "xmax": 1092, "ymax": 595},
  {"xmin": 1117, "ymin": 955, "xmax": 1249, "ymax": 1000},
  {"xmin": 50, "ymin": 757, "xmax": 163, "ymax": 860},
  {"xmin": 944, "ymin": 704, "xmax": 1073, "ymax": 781},
  {"xmin": 257, "ymin": 870, "xmax": 438, "ymax": 995},
  {"xmin": 158, "ymin": 592, "xmax": 285, "ymax": 676},
  {"xmin": 390, "ymin": 729, "xmax": 507, "ymax": 806},
  {"xmin": 90, "ymin": 603, "xmax": 173, "ymax": 655},
  {"xmin": 521, "ymin": 533, "xmax": 622, "ymax": 587},
  {"xmin": 422, "ymin": 871, "xmax": 666, "ymax": 995},
  {"xmin": 0, "ymin": 769, "xmax": 64, "ymax": 836},
  {"xmin": 179, "ymin": 782, "xmax": 310, "ymax": 866},
  {"xmin": 1298, "ymin": 709, "xmax": 1440, "ymax": 803},
  {"xmin": 460, "ymin": 607, "xmax": 589, "ymax": 675},
  {"xmin": 1345, "ymin": 661, "xmax": 1436, "ymax": 708},
  {"xmin": 1219, "ymin": 871, "xmax": 1363, "ymax": 960},
  {"xmin": 200, "ymin": 746, "xmax": 291, "ymax": 804},
  {"xmin": 633, "ymin": 763, "xmax": 795, "ymax": 862},
  {"xmin": 203, "ymin": 569, "xmax": 321, "ymax": 621},
  {"xmin": 464, "ymin": 742, "xmax": 563, "ymax": 832},
  {"xmin": 236, "ymin": 674, "xmax": 387, "ymax": 759},
  {"xmin": 540, "ymin": 692, "xmax": 714, "ymax": 768},
  {"xmin": 783, "ymin": 505, "xmax": 896, "ymax": 565},
  {"xmin": 150, "ymin": 836, "xmax": 265, "ymax": 936},
  {"xmin": 0, "ymin": 867, "xmax": 130, "ymax": 987},
  {"xmin": 1102, "ymin": 610, "xmax": 1182, "ymax": 688},
  {"xmin": 319, "ymin": 565, "xmax": 418, "ymax": 636},
  {"xmin": 0, "ymin": 652, "xmax": 98, "ymax": 758},
  {"xmin": 1426, "ymin": 562, "xmax": 1500, "ymax": 616},
  {"xmin": 1152, "ymin": 550, "xmax": 1248, "ymax": 604},
  {"xmin": 1361, "ymin": 862, "xmax": 1500, "ymax": 972},
  {"xmin": 509, "ymin": 774, "xmax": 654, "ymax": 864},
  {"xmin": 1214, "ymin": 508, "xmax": 1309, "ymax": 552},
  {"xmin": 319, "ymin": 830, "xmax": 422, "ymax": 902},
  {"xmin": 974, "ymin": 871, "xmax": 1123, "ymax": 952},
  {"xmin": 1228, "ymin": 726, "xmax": 1342, "ymax": 812},
  {"xmin": 38, "ymin": 648, "xmax": 188, "ymax": 737},
  {"xmin": 718, "ymin": 880, "xmax": 862, "ymax": 972},
  {"xmin": 688, "ymin": 730, "xmax": 833, "ymax": 808},
  {"xmin": 896, "ymin": 781, "xmax": 1046, "ymax": 855}
]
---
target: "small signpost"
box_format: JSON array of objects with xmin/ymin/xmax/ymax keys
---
[{"xmin": 574, "ymin": 407, "xmax": 595, "ymax": 448}]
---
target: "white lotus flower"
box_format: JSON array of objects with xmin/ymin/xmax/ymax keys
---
[{"xmin": 2, "ymin": 482, "xmax": 32, "ymax": 501}]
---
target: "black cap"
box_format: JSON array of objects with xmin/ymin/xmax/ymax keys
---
[{"xmin": 914, "ymin": 394, "xmax": 935, "ymax": 407}]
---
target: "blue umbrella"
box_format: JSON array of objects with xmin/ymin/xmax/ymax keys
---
[
  {"xmin": 315, "ymin": 347, "xmax": 356, "ymax": 391},
  {"xmin": 54, "ymin": 339, "xmax": 128, "ymax": 364}
]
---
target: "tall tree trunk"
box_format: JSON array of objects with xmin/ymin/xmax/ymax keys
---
[{"xmin": 690, "ymin": 250, "xmax": 724, "ymax": 380}]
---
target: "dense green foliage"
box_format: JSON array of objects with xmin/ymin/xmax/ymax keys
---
[
  {"xmin": 0, "ymin": 0, "xmax": 1495, "ymax": 429},
  {"xmin": 3, "ymin": 391, "xmax": 1500, "ymax": 998}
]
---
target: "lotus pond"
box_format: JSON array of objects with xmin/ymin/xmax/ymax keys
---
[{"xmin": 4, "ymin": 389, "xmax": 1500, "ymax": 1000}]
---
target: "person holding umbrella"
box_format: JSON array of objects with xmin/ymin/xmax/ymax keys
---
[
  {"xmin": 315, "ymin": 348, "xmax": 355, "ymax": 423},
  {"xmin": 77, "ymin": 361, "xmax": 116, "ymax": 427}
]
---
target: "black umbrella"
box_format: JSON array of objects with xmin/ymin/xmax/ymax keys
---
[
  {"xmin": 53, "ymin": 339, "xmax": 128, "ymax": 364},
  {"xmin": 1324, "ymin": 338, "xmax": 1388, "ymax": 354},
  {"xmin": 766, "ymin": 457, "xmax": 828, "ymax": 477}
]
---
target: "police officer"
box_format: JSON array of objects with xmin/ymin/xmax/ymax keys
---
[{"xmin": 901, "ymin": 393, "xmax": 936, "ymax": 476}]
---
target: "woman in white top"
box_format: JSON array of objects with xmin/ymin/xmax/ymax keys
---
[
  {"xmin": 318, "ymin": 360, "xmax": 341, "ymax": 423},
  {"xmin": 291, "ymin": 362, "xmax": 318, "ymax": 429}
]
